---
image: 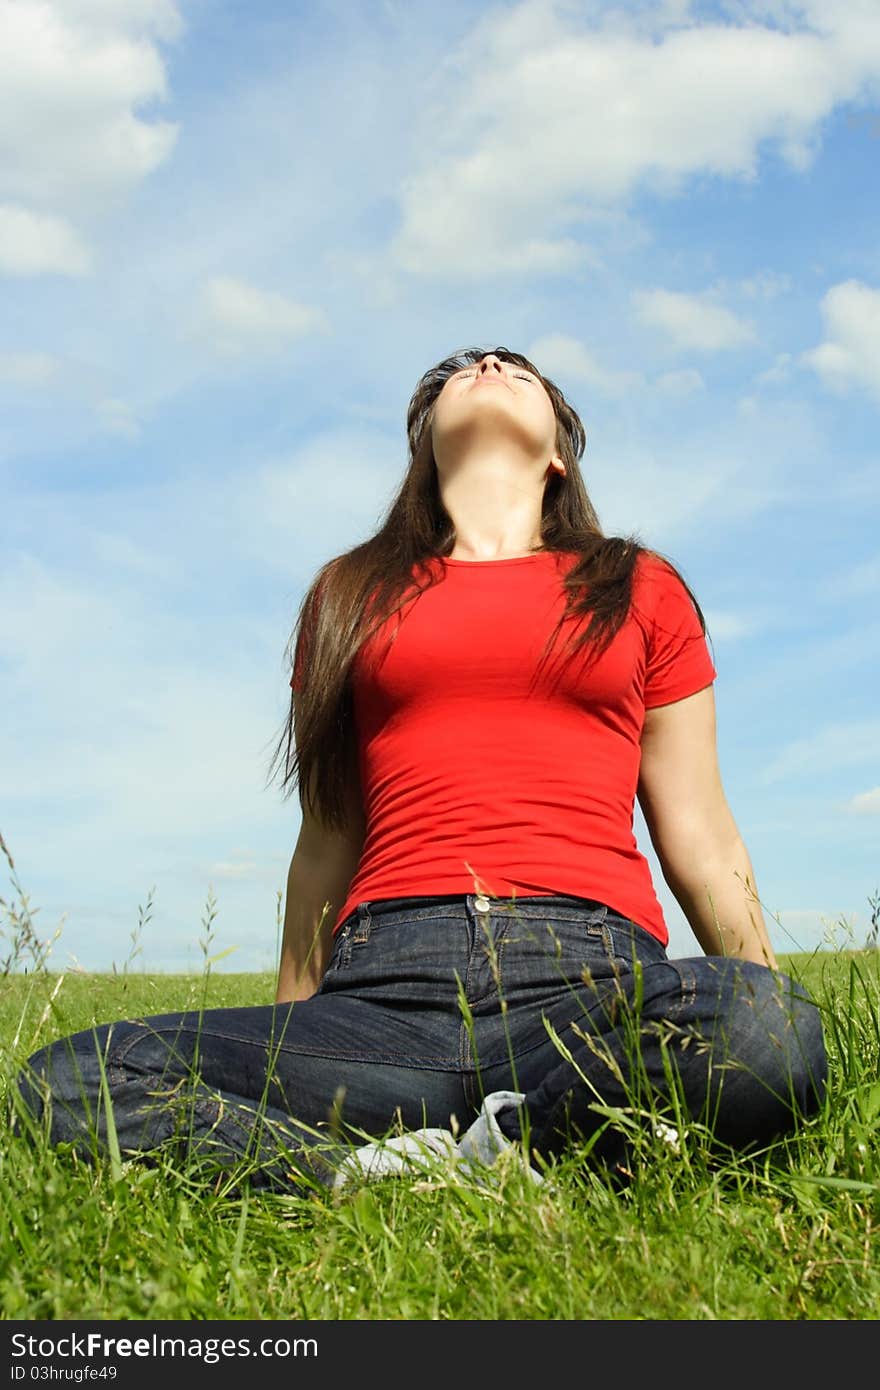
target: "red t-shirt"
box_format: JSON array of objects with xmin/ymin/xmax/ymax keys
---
[{"xmin": 292, "ymin": 550, "xmax": 716, "ymax": 946}]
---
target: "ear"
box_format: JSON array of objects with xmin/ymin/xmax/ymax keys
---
[{"xmin": 547, "ymin": 454, "xmax": 566, "ymax": 477}]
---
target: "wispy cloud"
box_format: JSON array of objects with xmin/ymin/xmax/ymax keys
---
[
  {"xmin": 703, "ymin": 610, "xmax": 755, "ymax": 642},
  {"xmin": 191, "ymin": 276, "xmax": 331, "ymax": 359},
  {"xmin": 208, "ymin": 857, "xmax": 261, "ymax": 881},
  {"xmin": 387, "ymin": 1, "xmax": 880, "ymax": 277},
  {"xmin": 755, "ymin": 352, "xmax": 794, "ymax": 388},
  {"xmin": 526, "ymin": 332, "xmax": 643, "ymax": 396},
  {"xmin": 96, "ymin": 397, "xmax": 141, "ymax": 439},
  {"xmin": 761, "ymin": 720, "xmax": 880, "ymax": 784},
  {"xmin": 819, "ymin": 555, "xmax": 880, "ymax": 601},
  {"xmin": 0, "ymin": 205, "xmax": 91, "ymax": 277},
  {"xmin": 802, "ymin": 279, "xmax": 880, "ymax": 400},
  {"xmin": 738, "ymin": 270, "xmax": 793, "ymax": 300},
  {"xmin": 633, "ymin": 288, "xmax": 756, "ymax": 352},
  {"xmin": 0, "ymin": 350, "xmax": 62, "ymax": 386},
  {"xmin": 652, "ymin": 368, "xmax": 705, "ymax": 396}
]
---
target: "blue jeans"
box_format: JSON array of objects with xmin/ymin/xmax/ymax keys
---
[{"xmin": 16, "ymin": 895, "xmax": 828, "ymax": 1188}]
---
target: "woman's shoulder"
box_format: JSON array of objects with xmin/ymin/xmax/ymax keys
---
[
  {"xmin": 629, "ymin": 549, "xmax": 705, "ymax": 635},
  {"xmin": 633, "ymin": 547, "xmax": 677, "ymax": 579},
  {"xmin": 552, "ymin": 543, "xmax": 688, "ymax": 610},
  {"xmin": 632, "ymin": 548, "xmax": 691, "ymax": 594}
]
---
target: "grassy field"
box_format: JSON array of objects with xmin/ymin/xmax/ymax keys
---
[{"xmin": 1, "ymin": 942, "xmax": 878, "ymax": 1323}]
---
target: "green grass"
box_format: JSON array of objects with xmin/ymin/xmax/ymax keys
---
[{"xmin": 2, "ymin": 845, "xmax": 879, "ymax": 1321}]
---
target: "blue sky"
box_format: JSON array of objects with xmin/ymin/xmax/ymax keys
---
[{"xmin": 2, "ymin": 0, "xmax": 879, "ymax": 974}]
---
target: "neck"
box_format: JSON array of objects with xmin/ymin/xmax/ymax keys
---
[{"xmin": 440, "ymin": 471, "xmax": 546, "ymax": 562}]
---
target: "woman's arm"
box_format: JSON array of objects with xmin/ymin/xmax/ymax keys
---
[
  {"xmin": 275, "ymin": 704, "xmax": 367, "ymax": 1003},
  {"xmin": 636, "ymin": 685, "xmax": 778, "ymax": 968},
  {"xmin": 276, "ymin": 838, "xmax": 364, "ymax": 1002}
]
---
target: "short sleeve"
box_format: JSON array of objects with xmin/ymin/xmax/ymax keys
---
[{"xmin": 638, "ymin": 559, "xmax": 717, "ymax": 709}]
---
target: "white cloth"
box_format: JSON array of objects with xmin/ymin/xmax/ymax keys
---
[{"xmin": 332, "ymin": 1091, "xmax": 543, "ymax": 1188}]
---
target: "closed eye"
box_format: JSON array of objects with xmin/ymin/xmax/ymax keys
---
[{"xmin": 453, "ymin": 370, "xmax": 534, "ymax": 382}]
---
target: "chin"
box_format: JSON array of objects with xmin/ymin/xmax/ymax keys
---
[{"xmin": 433, "ymin": 400, "xmax": 550, "ymax": 453}]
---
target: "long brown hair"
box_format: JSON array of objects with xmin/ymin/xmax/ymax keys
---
[{"xmin": 265, "ymin": 346, "xmax": 707, "ymax": 832}]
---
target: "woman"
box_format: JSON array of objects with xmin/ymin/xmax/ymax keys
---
[{"xmin": 17, "ymin": 347, "xmax": 827, "ymax": 1189}]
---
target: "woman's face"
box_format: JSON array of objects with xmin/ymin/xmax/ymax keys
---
[{"xmin": 430, "ymin": 354, "xmax": 560, "ymax": 467}]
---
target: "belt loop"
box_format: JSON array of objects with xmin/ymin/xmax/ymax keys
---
[{"xmin": 353, "ymin": 900, "xmax": 372, "ymax": 942}]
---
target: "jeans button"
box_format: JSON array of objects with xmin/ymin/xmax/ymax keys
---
[{"xmin": 474, "ymin": 894, "xmax": 491, "ymax": 913}]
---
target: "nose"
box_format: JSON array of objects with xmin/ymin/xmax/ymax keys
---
[{"xmin": 476, "ymin": 355, "xmax": 505, "ymax": 377}]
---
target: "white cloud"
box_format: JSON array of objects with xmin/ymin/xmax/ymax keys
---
[
  {"xmin": 653, "ymin": 368, "xmax": 705, "ymax": 396},
  {"xmin": 755, "ymin": 352, "xmax": 794, "ymax": 387},
  {"xmin": 819, "ymin": 555, "xmax": 880, "ymax": 600},
  {"xmin": 738, "ymin": 270, "xmax": 793, "ymax": 300},
  {"xmin": 240, "ymin": 429, "xmax": 402, "ymax": 574},
  {"xmin": 587, "ymin": 443, "xmax": 740, "ymax": 543},
  {"xmin": 703, "ymin": 610, "xmax": 753, "ymax": 641},
  {"xmin": 193, "ymin": 276, "xmax": 331, "ymax": 359},
  {"xmin": 96, "ymin": 397, "xmax": 140, "ymax": 439},
  {"xmin": 208, "ymin": 858, "xmax": 260, "ymax": 881},
  {"xmin": 0, "ymin": 204, "xmax": 90, "ymax": 277},
  {"xmin": 526, "ymin": 332, "xmax": 643, "ymax": 396},
  {"xmin": 0, "ymin": 552, "xmax": 134, "ymax": 687},
  {"xmin": 52, "ymin": 0, "xmax": 182, "ymax": 41},
  {"xmin": 835, "ymin": 462, "xmax": 880, "ymax": 504},
  {"xmin": 0, "ymin": 350, "xmax": 61, "ymax": 386},
  {"xmin": 387, "ymin": 1, "xmax": 880, "ymax": 277},
  {"xmin": 633, "ymin": 288, "xmax": 756, "ymax": 352},
  {"xmin": 802, "ymin": 279, "xmax": 880, "ymax": 399},
  {"xmin": 848, "ymin": 787, "xmax": 880, "ymax": 815},
  {"xmin": 0, "ymin": 1, "xmax": 181, "ymax": 213},
  {"xmin": 761, "ymin": 719, "xmax": 880, "ymax": 783},
  {"xmin": 571, "ymin": 370, "xmax": 819, "ymax": 546}
]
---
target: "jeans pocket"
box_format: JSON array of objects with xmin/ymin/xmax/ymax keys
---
[{"xmin": 601, "ymin": 913, "xmax": 666, "ymax": 973}]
